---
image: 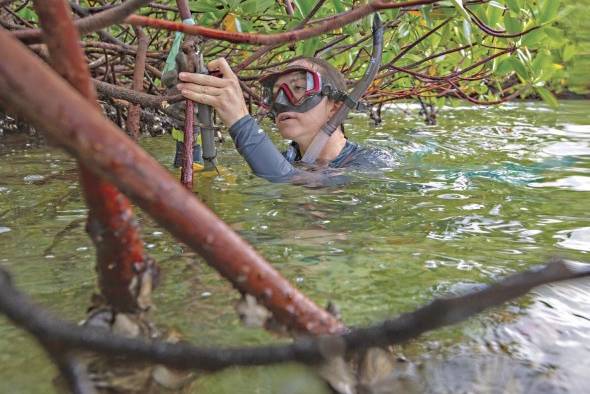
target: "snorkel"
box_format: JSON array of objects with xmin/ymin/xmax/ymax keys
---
[{"xmin": 301, "ymin": 13, "xmax": 384, "ymax": 165}]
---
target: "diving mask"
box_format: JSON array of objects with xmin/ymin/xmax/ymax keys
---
[{"xmin": 260, "ymin": 65, "xmax": 342, "ymax": 116}]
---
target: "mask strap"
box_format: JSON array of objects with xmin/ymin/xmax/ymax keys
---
[{"xmin": 322, "ymin": 85, "xmax": 369, "ymax": 112}]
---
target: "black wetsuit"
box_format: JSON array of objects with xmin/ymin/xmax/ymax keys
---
[{"xmin": 229, "ymin": 115, "xmax": 397, "ymax": 183}]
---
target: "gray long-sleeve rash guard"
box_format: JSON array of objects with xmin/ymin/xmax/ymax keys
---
[{"xmin": 229, "ymin": 115, "xmax": 397, "ymax": 183}]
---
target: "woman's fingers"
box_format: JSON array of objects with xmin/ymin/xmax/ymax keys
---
[
  {"xmin": 180, "ymin": 90, "xmax": 218, "ymax": 107},
  {"xmin": 177, "ymin": 57, "xmax": 248, "ymax": 127},
  {"xmin": 177, "ymin": 82, "xmax": 222, "ymax": 96},
  {"xmin": 207, "ymin": 58, "xmax": 236, "ymax": 80},
  {"xmin": 178, "ymin": 72, "xmax": 226, "ymax": 88}
]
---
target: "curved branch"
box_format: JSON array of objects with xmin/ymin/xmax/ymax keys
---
[
  {"xmin": 0, "ymin": 260, "xmax": 587, "ymax": 371},
  {"xmin": 449, "ymin": 80, "xmax": 525, "ymax": 104},
  {"xmin": 388, "ymin": 47, "xmax": 513, "ymax": 82},
  {"xmin": 466, "ymin": 7, "xmax": 540, "ymax": 38},
  {"xmin": 124, "ymin": 0, "xmax": 440, "ymax": 45}
]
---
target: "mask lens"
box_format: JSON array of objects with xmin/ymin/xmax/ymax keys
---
[
  {"xmin": 259, "ymin": 67, "xmax": 323, "ymax": 114},
  {"xmin": 306, "ymin": 72, "xmax": 315, "ymax": 91},
  {"xmin": 275, "ymin": 90, "xmax": 290, "ymax": 105},
  {"xmin": 274, "ymin": 71, "xmax": 303, "ymax": 103}
]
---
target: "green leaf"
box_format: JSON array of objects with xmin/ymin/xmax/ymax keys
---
[
  {"xmin": 384, "ymin": 8, "xmax": 400, "ymax": 21},
  {"xmin": 17, "ymin": 7, "xmax": 38, "ymax": 21},
  {"xmin": 531, "ymin": 51, "xmax": 553, "ymax": 78},
  {"xmin": 382, "ymin": 51, "xmax": 394, "ymax": 65},
  {"xmin": 191, "ymin": 3, "xmax": 220, "ymax": 12},
  {"xmin": 239, "ymin": 19, "xmax": 252, "ymax": 32},
  {"xmin": 450, "ymin": 0, "xmax": 471, "ymax": 20},
  {"xmin": 462, "ymin": 19, "xmax": 472, "ymax": 44},
  {"xmin": 506, "ymin": 0, "xmax": 521, "ymax": 13},
  {"xmin": 521, "ymin": 28, "xmax": 545, "ymax": 47},
  {"xmin": 538, "ymin": 0, "xmax": 560, "ymax": 23},
  {"xmin": 292, "ymin": 0, "xmax": 313, "ymax": 18},
  {"xmin": 224, "ymin": 0, "xmax": 241, "ymax": 10},
  {"xmin": 422, "ymin": 6, "xmax": 433, "ymax": 28},
  {"xmin": 535, "ymin": 86, "xmax": 559, "ymax": 108},
  {"xmin": 486, "ymin": 3, "xmax": 504, "ymax": 27},
  {"xmin": 542, "ymin": 26, "xmax": 564, "ymax": 42},
  {"xmin": 495, "ymin": 57, "xmax": 513, "ymax": 75},
  {"xmin": 509, "ymin": 57, "xmax": 529, "ymax": 81},
  {"xmin": 330, "ymin": 0, "xmax": 346, "ymax": 13},
  {"xmin": 301, "ymin": 37, "xmax": 319, "ymax": 57},
  {"xmin": 504, "ymin": 14, "xmax": 522, "ymax": 33},
  {"xmin": 430, "ymin": 31, "xmax": 441, "ymax": 50},
  {"xmin": 239, "ymin": 0, "xmax": 257, "ymax": 13},
  {"xmin": 562, "ymin": 45, "xmax": 576, "ymax": 62},
  {"xmin": 398, "ymin": 21, "xmax": 410, "ymax": 39}
]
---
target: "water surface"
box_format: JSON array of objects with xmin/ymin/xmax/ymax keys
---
[{"xmin": 0, "ymin": 101, "xmax": 589, "ymax": 393}]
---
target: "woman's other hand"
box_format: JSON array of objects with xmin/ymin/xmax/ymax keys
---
[{"xmin": 177, "ymin": 58, "xmax": 249, "ymax": 128}]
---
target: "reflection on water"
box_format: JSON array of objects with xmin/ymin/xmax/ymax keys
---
[
  {"xmin": 555, "ymin": 227, "xmax": 590, "ymax": 252},
  {"xmin": 0, "ymin": 101, "xmax": 589, "ymax": 392},
  {"xmin": 531, "ymin": 176, "xmax": 590, "ymax": 192}
]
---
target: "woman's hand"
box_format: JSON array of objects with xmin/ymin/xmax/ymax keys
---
[{"xmin": 177, "ymin": 58, "xmax": 249, "ymax": 128}]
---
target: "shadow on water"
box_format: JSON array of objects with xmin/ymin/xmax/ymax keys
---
[{"xmin": 0, "ymin": 101, "xmax": 589, "ymax": 393}]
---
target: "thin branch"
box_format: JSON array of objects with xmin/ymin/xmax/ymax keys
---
[
  {"xmin": 126, "ymin": 25, "xmax": 148, "ymax": 139},
  {"xmin": 466, "ymin": 7, "xmax": 540, "ymax": 38},
  {"xmin": 94, "ymin": 79, "xmax": 181, "ymax": 108},
  {"xmin": 235, "ymin": 0, "xmax": 329, "ymax": 72},
  {"xmin": 14, "ymin": 0, "xmax": 152, "ymax": 44},
  {"xmin": 382, "ymin": 18, "xmax": 451, "ymax": 69}
]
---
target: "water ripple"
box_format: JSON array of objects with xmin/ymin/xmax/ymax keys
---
[
  {"xmin": 530, "ymin": 176, "xmax": 590, "ymax": 192},
  {"xmin": 555, "ymin": 227, "xmax": 590, "ymax": 252}
]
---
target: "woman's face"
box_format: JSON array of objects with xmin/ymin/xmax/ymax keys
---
[{"xmin": 272, "ymin": 61, "xmax": 336, "ymax": 143}]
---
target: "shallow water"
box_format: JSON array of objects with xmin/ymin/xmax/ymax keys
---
[{"xmin": 0, "ymin": 101, "xmax": 589, "ymax": 393}]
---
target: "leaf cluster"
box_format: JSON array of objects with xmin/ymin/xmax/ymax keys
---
[{"xmin": 11, "ymin": 0, "xmax": 588, "ymax": 108}]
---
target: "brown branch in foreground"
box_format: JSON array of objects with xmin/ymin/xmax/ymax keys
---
[
  {"xmin": 0, "ymin": 26, "xmax": 343, "ymax": 335},
  {"xmin": 0, "ymin": 260, "xmax": 587, "ymax": 372},
  {"xmin": 33, "ymin": 0, "xmax": 152, "ymax": 312}
]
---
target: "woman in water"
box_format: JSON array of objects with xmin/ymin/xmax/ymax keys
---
[{"xmin": 175, "ymin": 56, "xmax": 396, "ymax": 183}]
